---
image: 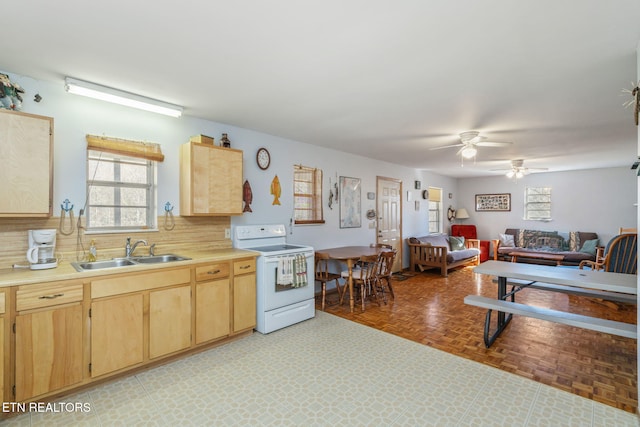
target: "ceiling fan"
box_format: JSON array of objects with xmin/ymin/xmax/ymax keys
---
[
  {"xmin": 491, "ymin": 159, "xmax": 549, "ymax": 179},
  {"xmin": 429, "ymin": 131, "xmax": 512, "ymax": 160}
]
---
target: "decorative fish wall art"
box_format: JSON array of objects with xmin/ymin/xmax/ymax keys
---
[
  {"xmin": 270, "ymin": 175, "xmax": 281, "ymax": 205},
  {"xmin": 243, "ymin": 180, "xmax": 253, "ymax": 212}
]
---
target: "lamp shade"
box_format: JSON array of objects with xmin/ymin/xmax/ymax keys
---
[{"xmin": 456, "ymin": 208, "xmax": 470, "ymax": 219}]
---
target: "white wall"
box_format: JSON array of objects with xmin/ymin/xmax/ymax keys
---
[
  {"xmin": 3, "ymin": 71, "xmax": 457, "ymax": 267},
  {"xmin": 457, "ymin": 168, "xmax": 637, "ymax": 246},
  {"xmin": 6, "ymin": 70, "xmax": 634, "ymax": 265}
]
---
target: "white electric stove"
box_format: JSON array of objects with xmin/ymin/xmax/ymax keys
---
[{"xmin": 233, "ymin": 224, "xmax": 315, "ymax": 334}]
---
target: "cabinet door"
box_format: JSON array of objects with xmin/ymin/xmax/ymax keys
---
[
  {"xmin": 0, "ymin": 317, "xmax": 4, "ymax": 403},
  {"xmin": 233, "ymin": 273, "xmax": 256, "ymax": 333},
  {"xmin": 181, "ymin": 143, "xmax": 243, "ymax": 215},
  {"xmin": 0, "ymin": 110, "xmax": 53, "ymax": 217},
  {"xmin": 15, "ymin": 304, "xmax": 83, "ymax": 401},
  {"xmin": 91, "ymin": 294, "xmax": 144, "ymax": 377},
  {"xmin": 149, "ymin": 286, "xmax": 192, "ymax": 359},
  {"xmin": 195, "ymin": 278, "xmax": 230, "ymax": 344}
]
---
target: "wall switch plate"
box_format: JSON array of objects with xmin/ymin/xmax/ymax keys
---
[{"xmin": 225, "ymin": 228, "xmax": 231, "ymax": 239}]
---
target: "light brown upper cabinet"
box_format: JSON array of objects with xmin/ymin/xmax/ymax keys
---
[
  {"xmin": 180, "ymin": 142, "xmax": 243, "ymax": 216},
  {"xmin": 0, "ymin": 110, "xmax": 53, "ymax": 217}
]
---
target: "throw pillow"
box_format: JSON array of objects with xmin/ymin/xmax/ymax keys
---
[
  {"xmin": 579, "ymin": 239, "xmax": 599, "ymax": 256},
  {"xmin": 499, "ymin": 233, "xmax": 515, "ymax": 247},
  {"xmin": 568, "ymin": 231, "xmax": 581, "ymax": 252},
  {"xmin": 449, "ymin": 236, "xmax": 465, "ymax": 251},
  {"xmin": 517, "ymin": 229, "xmax": 525, "ymax": 247}
]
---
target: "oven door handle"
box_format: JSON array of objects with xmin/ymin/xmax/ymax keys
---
[{"xmin": 264, "ymin": 253, "xmax": 313, "ymax": 264}]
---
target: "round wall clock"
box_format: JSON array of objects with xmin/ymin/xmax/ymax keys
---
[{"xmin": 256, "ymin": 147, "xmax": 271, "ymax": 170}]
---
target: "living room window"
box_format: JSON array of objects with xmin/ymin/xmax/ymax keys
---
[
  {"xmin": 524, "ymin": 187, "xmax": 552, "ymax": 221},
  {"xmin": 428, "ymin": 187, "xmax": 442, "ymax": 233},
  {"xmin": 293, "ymin": 165, "xmax": 324, "ymax": 224}
]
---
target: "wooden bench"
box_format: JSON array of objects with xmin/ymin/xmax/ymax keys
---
[
  {"xmin": 407, "ymin": 237, "xmax": 480, "ymax": 277},
  {"xmin": 464, "ymin": 295, "xmax": 637, "ymax": 339},
  {"xmin": 495, "ymin": 278, "xmax": 637, "ymax": 304}
]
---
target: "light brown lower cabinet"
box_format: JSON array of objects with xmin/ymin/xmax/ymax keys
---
[
  {"xmin": 149, "ymin": 285, "xmax": 191, "ymax": 359},
  {"xmin": 90, "ymin": 294, "xmax": 144, "ymax": 378},
  {"xmin": 233, "ymin": 259, "xmax": 257, "ymax": 333},
  {"xmin": 2, "ymin": 256, "xmax": 256, "ymax": 405},
  {"xmin": 0, "ymin": 290, "xmax": 6, "ymax": 403},
  {"xmin": 195, "ymin": 278, "xmax": 230, "ymax": 344},
  {"xmin": 15, "ymin": 304, "xmax": 84, "ymax": 401},
  {"xmin": 0, "ymin": 316, "xmax": 4, "ymax": 403}
]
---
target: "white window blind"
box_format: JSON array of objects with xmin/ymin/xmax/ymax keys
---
[{"xmin": 525, "ymin": 187, "xmax": 552, "ymax": 221}]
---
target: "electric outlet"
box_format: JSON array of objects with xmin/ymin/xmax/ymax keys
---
[{"xmin": 225, "ymin": 228, "xmax": 231, "ymax": 239}]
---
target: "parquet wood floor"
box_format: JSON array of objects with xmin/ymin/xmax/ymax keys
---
[{"xmin": 318, "ymin": 265, "xmax": 638, "ymax": 413}]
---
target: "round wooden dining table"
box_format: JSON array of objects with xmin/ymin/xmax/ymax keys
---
[{"xmin": 317, "ymin": 246, "xmax": 388, "ymax": 313}]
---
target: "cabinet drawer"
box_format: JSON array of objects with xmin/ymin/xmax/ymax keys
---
[
  {"xmin": 195, "ymin": 262, "xmax": 230, "ymax": 282},
  {"xmin": 233, "ymin": 259, "xmax": 256, "ymax": 275},
  {"xmin": 17, "ymin": 282, "xmax": 83, "ymax": 311},
  {"xmin": 91, "ymin": 268, "xmax": 190, "ymax": 299}
]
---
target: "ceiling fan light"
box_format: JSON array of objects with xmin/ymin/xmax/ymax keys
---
[
  {"xmin": 461, "ymin": 146, "xmax": 477, "ymax": 159},
  {"xmin": 506, "ymin": 170, "xmax": 515, "ymax": 178},
  {"xmin": 516, "ymin": 170, "xmax": 524, "ymax": 179}
]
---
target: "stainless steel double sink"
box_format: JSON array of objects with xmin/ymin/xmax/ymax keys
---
[{"xmin": 71, "ymin": 254, "xmax": 191, "ymax": 272}]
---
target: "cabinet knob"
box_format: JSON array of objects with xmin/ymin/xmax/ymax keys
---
[{"xmin": 208, "ymin": 269, "xmax": 221, "ymax": 275}]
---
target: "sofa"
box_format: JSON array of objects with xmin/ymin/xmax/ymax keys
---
[
  {"xmin": 493, "ymin": 228, "xmax": 599, "ymax": 266},
  {"xmin": 451, "ymin": 224, "xmax": 490, "ymax": 262},
  {"xmin": 407, "ymin": 234, "xmax": 481, "ymax": 276}
]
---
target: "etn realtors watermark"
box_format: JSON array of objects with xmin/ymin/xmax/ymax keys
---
[{"xmin": 2, "ymin": 401, "xmax": 91, "ymax": 413}]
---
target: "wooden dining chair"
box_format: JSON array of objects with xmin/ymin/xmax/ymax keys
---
[
  {"xmin": 376, "ymin": 249, "xmax": 397, "ymax": 301},
  {"xmin": 375, "ymin": 243, "xmax": 393, "ymax": 249},
  {"xmin": 314, "ymin": 252, "xmax": 342, "ymax": 311},
  {"xmin": 340, "ymin": 254, "xmax": 383, "ymax": 311}
]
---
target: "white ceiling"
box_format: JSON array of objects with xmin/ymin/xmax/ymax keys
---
[{"xmin": 2, "ymin": 1, "xmax": 640, "ymax": 177}]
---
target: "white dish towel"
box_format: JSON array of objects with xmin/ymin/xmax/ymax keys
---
[{"xmin": 277, "ymin": 256, "xmax": 294, "ymax": 285}]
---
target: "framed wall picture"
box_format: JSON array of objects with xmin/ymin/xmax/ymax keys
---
[
  {"xmin": 475, "ymin": 193, "xmax": 511, "ymax": 212},
  {"xmin": 339, "ymin": 176, "xmax": 361, "ymax": 228}
]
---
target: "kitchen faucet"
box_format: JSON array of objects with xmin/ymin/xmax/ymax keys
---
[{"xmin": 125, "ymin": 237, "xmax": 148, "ymax": 257}]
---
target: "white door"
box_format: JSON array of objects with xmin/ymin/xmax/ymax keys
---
[{"xmin": 376, "ymin": 176, "xmax": 402, "ymax": 272}]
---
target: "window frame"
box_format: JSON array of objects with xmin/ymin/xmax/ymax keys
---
[
  {"xmin": 427, "ymin": 186, "xmax": 442, "ymax": 233},
  {"xmin": 293, "ymin": 165, "xmax": 325, "ymax": 225},
  {"xmin": 524, "ymin": 186, "xmax": 552, "ymax": 221},
  {"xmin": 86, "ymin": 149, "xmax": 157, "ymax": 232}
]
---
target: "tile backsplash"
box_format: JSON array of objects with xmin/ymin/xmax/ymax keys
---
[{"xmin": 0, "ymin": 216, "xmax": 231, "ymax": 268}]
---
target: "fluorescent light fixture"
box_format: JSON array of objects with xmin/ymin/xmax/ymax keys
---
[{"xmin": 64, "ymin": 77, "xmax": 183, "ymax": 117}]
